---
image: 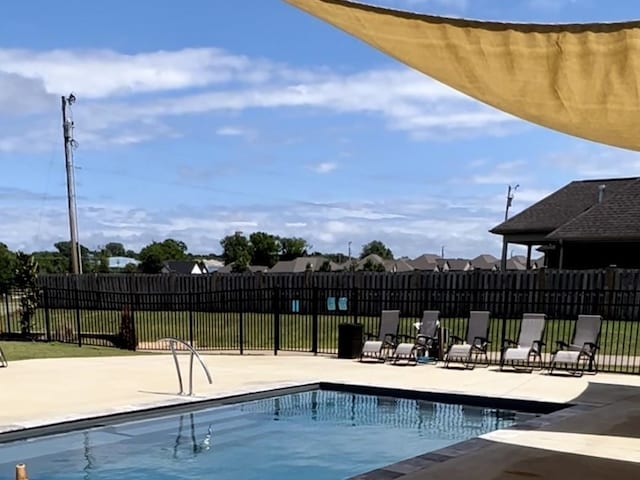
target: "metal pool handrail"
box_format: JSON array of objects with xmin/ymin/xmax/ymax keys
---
[{"xmin": 159, "ymin": 337, "xmax": 213, "ymax": 396}]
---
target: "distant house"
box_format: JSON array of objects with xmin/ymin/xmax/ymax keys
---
[
  {"xmin": 161, "ymin": 261, "xmax": 207, "ymax": 275},
  {"xmin": 407, "ymin": 254, "xmax": 441, "ymax": 271},
  {"xmin": 214, "ymin": 263, "xmax": 268, "ymax": 273},
  {"xmin": 383, "ymin": 259, "xmax": 415, "ymax": 273},
  {"xmin": 108, "ymin": 256, "xmax": 140, "ymax": 270},
  {"xmin": 269, "ymin": 256, "xmax": 329, "ymax": 273},
  {"xmin": 470, "ymin": 254, "xmax": 498, "ymax": 270},
  {"xmin": 504, "ymin": 258, "xmax": 526, "ymax": 271},
  {"xmin": 491, "ymin": 177, "xmax": 640, "ymax": 269},
  {"xmin": 356, "ymin": 254, "xmax": 387, "ymax": 271},
  {"xmin": 438, "ymin": 258, "xmax": 473, "ymax": 272},
  {"xmin": 202, "ymin": 259, "xmax": 224, "ymax": 272}
]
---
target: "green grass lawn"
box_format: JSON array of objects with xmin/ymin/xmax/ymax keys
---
[
  {"xmin": 1, "ymin": 308, "xmax": 639, "ymax": 357},
  {"xmin": 0, "ymin": 341, "xmax": 148, "ymax": 362}
]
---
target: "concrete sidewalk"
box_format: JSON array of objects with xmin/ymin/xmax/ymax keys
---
[{"xmin": 1, "ymin": 354, "xmax": 639, "ymax": 478}]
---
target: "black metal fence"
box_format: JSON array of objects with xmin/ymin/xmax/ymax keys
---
[{"xmin": 2, "ymin": 285, "xmax": 640, "ymax": 373}]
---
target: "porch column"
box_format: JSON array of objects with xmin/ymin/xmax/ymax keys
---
[
  {"xmin": 500, "ymin": 237, "xmax": 508, "ymax": 271},
  {"xmin": 526, "ymin": 245, "xmax": 532, "ymax": 269}
]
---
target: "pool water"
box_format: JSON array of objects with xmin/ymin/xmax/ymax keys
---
[{"xmin": 0, "ymin": 390, "xmax": 522, "ymax": 480}]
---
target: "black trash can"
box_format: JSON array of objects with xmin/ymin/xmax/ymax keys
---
[{"xmin": 338, "ymin": 323, "xmax": 364, "ymax": 359}]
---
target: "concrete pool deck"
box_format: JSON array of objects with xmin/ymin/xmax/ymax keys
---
[{"xmin": 1, "ymin": 353, "xmax": 639, "ymax": 478}]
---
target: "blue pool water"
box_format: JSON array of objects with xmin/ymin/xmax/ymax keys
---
[{"xmin": 0, "ymin": 390, "xmax": 522, "ymax": 480}]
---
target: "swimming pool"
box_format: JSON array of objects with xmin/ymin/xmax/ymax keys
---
[{"xmin": 0, "ymin": 389, "xmax": 526, "ymax": 480}]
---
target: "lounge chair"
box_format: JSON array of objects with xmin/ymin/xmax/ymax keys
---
[
  {"xmin": 444, "ymin": 311, "xmax": 491, "ymax": 369},
  {"xmin": 389, "ymin": 310, "xmax": 440, "ymax": 365},
  {"xmin": 500, "ymin": 313, "xmax": 546, "ymax": 372},
  {"xmin": 0, "ymin": 345, "xmax": 7, "ymax": 368},
  {"xmin": 360, "ymin": 310, "xmax": 400, "ymax": 362},
  {"xmin": 549, "ymin": 314, "xmax": 602, "ymax": 377}
]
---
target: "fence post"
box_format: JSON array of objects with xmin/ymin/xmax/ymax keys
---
[
  {"xmin": 499, "ymin": 288, "xmax": 509, "ymax": 364},
  {"xmin": 352, "ymin": 287, "xmax": 359, "ymax": 324},
  {"xmin": 471, "ymin": 270, "xmax": 480, "ymax": 311},
  {"xmin": 311, "ymin": 286, "xmax": 319, "ymax": 355},
  {"xmin": 239, "ymin": 311, "xmax": 245, "ymax": 355},
  {"xmin": 4, "ymin": 293, "xmax": 11, "ymax": 334},
  {"xmin": 43, "ymin": 287, "xmax": 51, "ymax": 342},
  {"xmin": 74, "ymin": 287, "xmax": 82, "ymax": 347},
  {"xmin": 188, "ymin": 292, "xmax": 194, "ymax": 347},
  {"xmin": 273, "ymin": 286, "xmax": 280, "ymax": 355}
]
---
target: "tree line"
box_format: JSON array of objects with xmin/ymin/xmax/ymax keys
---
[{"xmin": 0, "ymin": 234, "xmax": 395, "ymax": 285}]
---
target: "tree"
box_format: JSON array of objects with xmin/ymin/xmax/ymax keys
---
[
  {"xmin": 54, "ymin": 240, "xmax": 90, "ymax": 258},
  {"xmin": 231, "ymin": 251, "xmax": 251, "ymax": 273},
  {"xmin": 138, "ymin": 239, "xmax": 188, "ymax": 274},
  {"xmin": 249, "ymin": 232, "xmax": 280, "ymax": 267},
  {"xmin": 279, "ymin": 237, "xmax": 311, "ymax": 261},
  {"xmin": 125, "ymin": 249, "xmax": 138, "ymax": 259},
  {"xmin": 52, "ymin": 241, "xmax": 91, "ymax": 272},
  {"xmin": 362, "ymin": 258, "xmax": 386, "ymax": 272},
  {"xmin": 31, "ymin": 251, "xmax": 68, "ymax": 274},
  {"xmin": 220, "ymin": 232, "xmax": 253, "ymax": 266},
  {"xmin": 318, "ymin": 260, "xmax": 332, "ymax": 272},
  {"xmin": 13, "ymin": 252, "xmax": 40, "ymax": 335},
  {"xmin": 360, "ymin": 240, "xmax": 393, "ymax": 260},
  {"xmin": 103, "ymin": 242, "xmax": 126, "ymax": 257},
  {"xmin": 123, "ymin": 263, "xmax": 139, "ymax": 273},
  {"xmin": 0, "ymin": 242, "xmax": 16, "ymax": 293}
]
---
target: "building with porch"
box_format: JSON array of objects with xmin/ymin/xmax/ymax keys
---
[{"xmin": 490, "ymin": 177, "xmax": 640, "ymax": 269}]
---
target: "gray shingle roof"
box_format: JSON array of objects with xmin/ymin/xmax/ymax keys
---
[
  {"xmin": 490, "ymin": 177, "xmax": 639, "ymax": 235},
  {"xmin": 547, "ymin": 178, "xmax": 640, "ymax": 240},
  {"xmin": 408, "ymin": 254, "xmax": 440, "ymax": 271}
]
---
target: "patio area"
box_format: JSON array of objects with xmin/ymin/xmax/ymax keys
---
[{"xmin": 1, "ymin": 353, "xmax": 639, "ymax": 478}]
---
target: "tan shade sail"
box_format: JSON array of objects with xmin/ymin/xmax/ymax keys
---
[{"xmin": 285, "ymin": 0, "xmax": 640, "ymax": 151}]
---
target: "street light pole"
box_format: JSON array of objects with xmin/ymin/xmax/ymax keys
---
[{"xmin": 500, "ymin": 184, "xmax": 519, "ymax": 271}]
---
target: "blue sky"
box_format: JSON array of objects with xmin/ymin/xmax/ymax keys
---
[{"xmin": 2, "ymin": 0, "xmax": 640, "ymax": 259}]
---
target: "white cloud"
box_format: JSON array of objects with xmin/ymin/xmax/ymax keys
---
[
  {"xmin": 309, "ymin": 162, "xmax": 338, "ymax": 174},
  {"xmin": 0, "ymin": 185, "xmax": 518, "ymax": 259},
  {"xmin": 547, "ymin": 147, "xmax": 640, "ymax": 178},
  {"xmin": 216, "ymin": 126, "xmax": 247, "ymax": 136},
  {"xmin": 0, "ymin": 48, "xmax": 274, "ymax": 99},
  {"xmin": 0, "ymin": 46, "xmax": 521, "ymax": 152},
  {"xmin": 468, "ymin": 160, "xmax": 529, "ymax": 185}
]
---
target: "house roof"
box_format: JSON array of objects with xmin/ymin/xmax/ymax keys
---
[
  {"xmin": 490, "ymin": 177, "xmax": 640, "ymax": 235},
  {"xmin": 162, "ymin": 261, "xmax": 205, "ymax": 274},
  {"xmin": 505, "ymin": 258, "xmax": 526, "ymax": 270},
  {"xmin": 357, "ymin": 254, "xmax": 385, "ymax": 268},
  {"xmin": 408, "ymin": 254, "xmax": 441, "ymax": 271},
  {"xmin": 471, "ymin": 254, "xmax": 498, "ymax": 270},
  {"xmin": 383, "ymin": 259, "xmax": 415, "ymax": 272},
  {"xmin": 269, "ymin": 256, "xmax": 328, "ymax": 273},
  {"xmin": 546, "ymin": 178, "xmax": 640, "ymax": 241},
  {"xmin": 442, "ymin": 258, "xmax": 471, "ymax": 271}
]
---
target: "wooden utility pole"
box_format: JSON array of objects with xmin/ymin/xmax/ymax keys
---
[
  {"xmin": 62, "ymin": 94, "xmax": 82, "ymax": 274},
  {"xmin": 500, "ymin": 184, "xmax": 519, "ymax": 271}
]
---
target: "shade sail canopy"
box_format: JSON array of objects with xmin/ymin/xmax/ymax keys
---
[{"xmin": 285, "ymin": 0, "xmax": 640, "ymax": 151}]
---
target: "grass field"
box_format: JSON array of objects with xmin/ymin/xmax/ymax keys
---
[
  {"xmin": 1, "ymin": 307, "xmax": 639, "ymax": 358},
  {"xmin": 0, "ymin": 341, "xmax": 148, "ymax": 362}
]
